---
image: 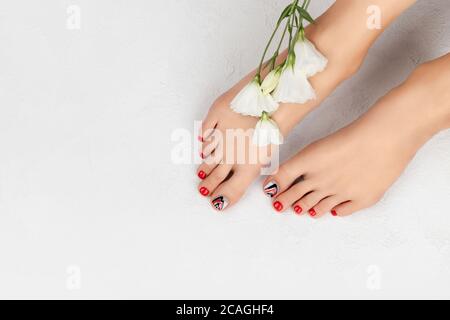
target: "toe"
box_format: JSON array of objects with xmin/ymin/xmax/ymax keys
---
[
  {"xmin": 293, "ymin": 191, "xmax": 328, "ymax": 218},
  {"xmin": 198, "ymin": 164, "xmax": 233, "ymax": 197},
  {"xmin": 331, "ymin": 201, "xmax": 363, "ymax": 217},
  {"xmin": 263, "ymin": 155, "xmax": 307, "ymax": 198},
  {"xmin": 312, "ymin": 196, "xmax": 344, "ymax": 218},
  {"xmin": 199, "ymin": 111, "xmax": 218, "ymax": 142},
  {"xmin": 271, "ymin": 180, "xmax": 315, "ymax": 214},
  {"xmin": 210, "ymin": 167, "xmax": 258, "ymax": 212},
  {"xmin": 200, "ymin": 123, "xmax": 224, "ymax": 160},
  {"xmin": 201, "ymin": 134, "xmax": 220, "ymax": 159},
  {"xmin": 197, "ymin": 162, "xmax": 219, "ymax": 180}
]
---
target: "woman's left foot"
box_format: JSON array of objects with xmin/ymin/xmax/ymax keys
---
[{"xmin": 264, "ymin": 55, "xmax": 450, "ymax": 217}]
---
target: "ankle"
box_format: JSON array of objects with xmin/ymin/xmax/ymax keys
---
[
  {"xmin": 306, "ymin": 28, "xmax": 363, "ymax": 81},
  {"xmin": 306, "ymin": 17, "xmax": 367, "ymax": 81},
  {"xmin": 408, "ymin": 58, "xmax": 450, "ymax": 132},
  {"xmin": 307, "ymin": 0, "xmax": 417, "ymax": 81}
]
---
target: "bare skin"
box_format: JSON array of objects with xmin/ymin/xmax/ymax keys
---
[
  {"xmin": 265, "ymin": 54, "xmax": 450, "ymax": 217},
  {"xmin": 197, "ymin": 0, "xmax": 417, "ymax": 211}
]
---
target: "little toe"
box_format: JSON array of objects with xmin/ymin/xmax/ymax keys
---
[
  {"xmin": 312, "ymin": 196, "xmax": 344, "ymax": 218},
  {"xmin": 198, "ymin": 164, "xmax": 233, "ymax": 197},
  {"xmin": 199, "ymin": 112, "xmax": 218, "ymax": 142},
  {"xmin": 331, "ymin": 201, "xmax": 362, "ymax": 217},
  {"xmin": 210, "ymin": 167, "xmax": 258, "ymax": 212},
  {"xmin": 272, "ymin": 181, "xmax": 315, "ymax": 214},
  {"xmin": 294, "ymin": 192, "xmax": 329, "ymax": 218}
]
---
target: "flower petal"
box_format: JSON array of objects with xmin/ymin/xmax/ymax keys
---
[
  {"xmin": 261, "ymin": 68, "xmax": 282, "ymax": 95},
  {"xmin": 231, "ymin": 81, "xmax": 279, "ymax": 117},
  {"xmin": 252, "ymin": 117, "xmax": 283, "ymax": 147},
  {"xmin": 294, "ymin": 39, "xmax": 328, "ymax": 77},
  {"xmin": 273, "ymin": 67, "xmax": 316, "ymax": 104}
]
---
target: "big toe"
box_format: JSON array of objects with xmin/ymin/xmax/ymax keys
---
[
  {"xmin": 263, "ymin": 153, "xmax": 308, "ymax": 199},
  {"xmin": 210, "ymin": 166, "xmax": 258, "ymax": 212}
]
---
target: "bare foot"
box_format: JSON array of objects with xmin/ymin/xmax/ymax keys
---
[
  {"xmin": 197, "ymin": 0, "xmax": 416, "ymax": 212},
  {"xmin": 264, "ymin": 54, "xmax": 450, "ymax": 217}
]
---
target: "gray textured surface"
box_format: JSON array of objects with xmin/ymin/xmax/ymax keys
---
[{"xmin": 0, "ymin": 0, "xmax": 449, "ymax": 299}]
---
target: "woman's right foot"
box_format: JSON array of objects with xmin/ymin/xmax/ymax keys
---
[
  {"xmin": 197, "ymin": 0, "xmax": 417, "ymax": 212},
  {"xmin": 264, "ymin": 54, "xmax": 450, "ymax": 217}
]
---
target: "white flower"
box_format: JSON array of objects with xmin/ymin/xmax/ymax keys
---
[
  {"xmin": 272, "ymin": 62, "xmax": 316, "ymax": 104},
  {"xmin": 294, "ymin": 38, "xmax": 328, "ymax": 77},
  {"xmin": 230, "ymin": 77, "xmax": 279, "ymax": 117},
  {"xmin": 252, "ymin": 112, "xmax": 283, "ymax": 147},
  {"xmin": 260, "ymin": 66, "xmax": 282, "ymax": 95}
]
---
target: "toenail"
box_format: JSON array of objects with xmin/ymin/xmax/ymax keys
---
[
  {"xmin": 273, "ymin": 201, "xmax": 283, "ymax": 212},
  {"xmin": 198, "ymin": 171, "xmax": 207, "ymax": 180},
  {"xmin": 199, "ymin": 187, "xmax": 210, "ymax": 197},
  {"xmin": 264, "ymin": 181, "xmax": 279, "ymax": 198},
  {"xmin": 309, "ymin": 209, "xmax": 317, "ymax": 217},
  {"xmin": 200, "ymin": 152, "xmax": 205, "ymax": 159},
  {"xmin": 294, "ymin": 206, "xmax": 303, "ymax": 215},
  {"xmin": 198, "ymin": 136, "xmax": 204, "ymax": 143},
  {"xmin": 212, "ymin": 196, "xmax": 229, "ymax": 212},
  {"xmin": 331, "ymin": 210, "xmax": 338, "ymax": 217}
]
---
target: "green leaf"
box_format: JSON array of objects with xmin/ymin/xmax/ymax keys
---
[
  {"xmin": 277, "ymin": 4, "xmax": 293, "ymax": 25},
  {"xmin": 297, "ymin": 6, "xmax": 315, "ymax": 24}
]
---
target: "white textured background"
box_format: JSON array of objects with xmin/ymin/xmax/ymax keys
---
[{"xmin": 0, "ymin": 0, "xmax": 449, "ymax": 299}]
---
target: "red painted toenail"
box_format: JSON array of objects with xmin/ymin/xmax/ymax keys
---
[
  {"xmin": 199, "ymin": 187, "xmax": 210, "ymax": 197},
  {"xmin": 294, "ymin": 206, "xmax": 303, "ymax": 215},
  {"xmin": 198, "ymin": 136, "xmax": 204, "ymax": 143},
  {"xmin": 309, "ymin": 209, "xmax": 317, "ymax": 217},
  {"xmin": 331, "ymin": 210, "xmax": 338, "ymax": 217},
  {"xmin": 273, "ymin": 201, "xmax": 283, "ymax": 212},
  {"xmin": 198, "ymin": 171, "xmax": 207, "ymax": 180},
  {"xmin": 200, "ymin": 152, "xmax": 205, "ymax": 159}
]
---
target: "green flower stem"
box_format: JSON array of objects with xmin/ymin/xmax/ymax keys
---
[
  {"xmin": 256, "ymin": 0, "xmax": 300, "ymax": 79},
  {"xmin": 288, "ymin": 0, "xmax": 303, "ymax": 54},
  {"xmin": 294, "ymin": 0, "xmax": 311, "ymax": 43},
  {"xmin": 271, "ymin": 0, "xmax": 310, "ymax": 71},
  {"xmin": 288, "ymin": 19, "xmax": 297, "ymax": 54},
  {"xmin": 269, "ymin": 21, "xmax": 290, "ymax": 70},
  {"xmin": 256, "ymin": 0, "xmax": 315, "ymax": 79},
  {"xmin": 256, "ymin": 22, "xmax": 282, "ymax": 79}
]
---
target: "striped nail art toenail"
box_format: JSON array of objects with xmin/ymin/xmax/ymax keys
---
[
  {"xmin": 212, "ymin": 196, "xmax": 229, "ymax": 211},
  {"xmin": 309, "ymin": 209, "xmax": 317, "ymax": 217},
  {"xmin": 199, "ymin": 187, "xmax": 210, "ymax": 196},
  {"xmin": 264, "ymin": 181, "xmax": 279, "ymax": 198}
]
